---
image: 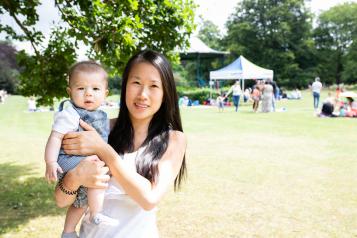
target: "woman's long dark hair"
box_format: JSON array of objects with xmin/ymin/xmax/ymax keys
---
[{"xmin": 108, "ymin": 49, "xmax": 186, "ymax": 190}]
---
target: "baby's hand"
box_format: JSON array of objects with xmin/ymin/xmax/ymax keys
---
[{"xmin": 45, "ymin": 162, "xmax": 63, "ymax": 182}]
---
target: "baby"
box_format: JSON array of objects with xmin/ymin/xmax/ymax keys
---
[{"xmin": 44, "ymin": 61, "xmax": 118, "ymax": 238}]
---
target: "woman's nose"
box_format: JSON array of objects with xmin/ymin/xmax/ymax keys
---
[{"xmin": 138, "ymin": 86, "xmax": 149, "ymax": 98}]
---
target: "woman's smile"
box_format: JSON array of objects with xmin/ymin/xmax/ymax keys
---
[{"xmin": 134, "ymin": 102, "xmax": 149, "ymax": 109}]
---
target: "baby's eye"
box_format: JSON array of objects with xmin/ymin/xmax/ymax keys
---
[
  {"xmin": 93, "ymin": 87, "xmax": 100, "ymax": 91},
  {"xmin": 78, "ymin": 87, "xmax": 84, "ymax": 90}
]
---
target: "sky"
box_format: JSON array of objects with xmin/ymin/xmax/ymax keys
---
[{"xmin": 1, "ymin": 0, "xmax": 356, "ymax": 56}]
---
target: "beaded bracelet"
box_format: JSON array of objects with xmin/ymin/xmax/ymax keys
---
[{"xmin": 58, "ymin": 177, "xmax": 78, "ymax": 196}]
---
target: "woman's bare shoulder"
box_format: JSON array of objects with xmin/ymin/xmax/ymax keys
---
[
  {"xmin": 168, "ymin": 130, "xmax": 186, "ymax": 148},
  {"xmin": 159, "ymin": 130, "xmax": 186, "ymax": 166}
]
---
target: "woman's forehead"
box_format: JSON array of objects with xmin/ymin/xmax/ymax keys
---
[{"xmin": 129, "ymin": 62, "xmax": 162, "ymax": 82}]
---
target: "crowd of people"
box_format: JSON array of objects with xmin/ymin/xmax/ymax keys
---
[
  {"xmin": 307, "ymin": 78, "xmax": 357, "ymax": 118},
  {"xmin": 176, "ymin": 77, "xmax": 356, "ymax": 119},
  {"xmin": 213, "ymin": 79, "xmax": 280, "ymax": 113},
  {"xmin": 318, "ymin": 89, "xmax": 357, "ymax": 118}
]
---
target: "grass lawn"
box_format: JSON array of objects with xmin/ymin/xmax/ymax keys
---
[{"xmin": 0, "ymin": 92, "xmax": 357, "ymax": 238}]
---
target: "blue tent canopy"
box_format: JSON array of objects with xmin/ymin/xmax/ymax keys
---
[{"xmin": 210, "ymin": 55, "xmax": 273, "ymax": 80}]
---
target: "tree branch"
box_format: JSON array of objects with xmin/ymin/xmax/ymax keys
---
[{"xmin": 2, "ymin": 0, "xmax": 41, "ymax": 56}]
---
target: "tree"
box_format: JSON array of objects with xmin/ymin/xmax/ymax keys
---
[
  {"xmin": 314, "ymin": 2, "xmax": 357, "ymax": 85},
  {"xmin": 342, "ymin": 41, "xmax": 357, "ymax": 84},
  {"xmin": 198, "ymin": 18, "xmax": 222, "ymax": 50},
  {"xmin": 224, "ymin": 0, "xmax": 316, "ymax": 88},
  {"xmin": 0, "ymin": 41, "xmax": 19, "ymax": 93},
  {"xmin": 0, "ymin": 0, "xmax": 196, "ymax": 105}
]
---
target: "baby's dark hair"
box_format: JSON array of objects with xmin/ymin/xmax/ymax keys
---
[{"xmin": 68, "ymin": 61, "xmax": 108, "ymax": 86}]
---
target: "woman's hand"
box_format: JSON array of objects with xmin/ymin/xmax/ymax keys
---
[
  {"xmin": 62, "ymin": 120, "xmax": 106, "ymax": 156},
  {"xmin": 68, "ymin": 155, "xmax": 110, "ymax": 189},
  {"xmin": 55, "ymin": 155, "xmax": 110, "ymax": 207}
]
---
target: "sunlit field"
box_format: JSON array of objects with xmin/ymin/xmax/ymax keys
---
[{"xmin": 1, "ymin": 92, "xmax": 356, "ymax": 238}]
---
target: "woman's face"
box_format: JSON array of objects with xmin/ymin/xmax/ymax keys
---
[{"xmin": 126, "ymin": 62, "xmax": 164, "ymax": 124}]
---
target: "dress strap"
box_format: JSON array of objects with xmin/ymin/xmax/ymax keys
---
[
  {"xmin": 58, "ymin": 99, "xmax": 81, "ymax": 116},
  {"xmin": 58, "ymin": 99, "xmax": 71, "ymax": 112}
]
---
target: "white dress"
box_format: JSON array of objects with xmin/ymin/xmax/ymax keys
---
[{"xmin": 79, "ymin": 147, "xmax": 159, "ymax": 238}]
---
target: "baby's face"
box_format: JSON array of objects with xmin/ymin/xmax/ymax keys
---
[{"xmin": 67, "ymin": 72, "xmax": 108, "ymax": 111}]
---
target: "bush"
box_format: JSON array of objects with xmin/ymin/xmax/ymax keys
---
[{"xmin": 176, "ymin": 86, "xmax": 231, "ymax": 103}]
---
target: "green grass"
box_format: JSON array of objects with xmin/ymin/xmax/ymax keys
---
[{"xmin": 1, "ymin": 93, "xmax": 357, "ymax": 237}]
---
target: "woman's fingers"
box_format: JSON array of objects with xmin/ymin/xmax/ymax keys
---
[
  {"xmin": 62, "ymin": 130, "xmax": 102, "ymax": 156},
  {"xmin": 100, "ymin": 166, "xmax": 109, "ymax": 174},
  {"xmin": 62, "ymin": 138, "xmax": 79, "ymax": 146},
  {"xmin": 86, "ymin": 155, "xmax": 100, "ymax": 162},
  {"xmin": 94, "ymin": 174, "xmax": 110, "ymax": 188},
  {"xmin": 95, "ymin": 174, "xmax": 111, "ymax": 187},
  {"xmin": 63, "ymin": 132, "xmax": 80, "ymax": 140},
  {"xmin": 79, "ymin": 119, "xmax": 95, "ymax": 131},
  {"xmin": 62, "ymin": 143, "xmax": 79, "ymax": 150}
]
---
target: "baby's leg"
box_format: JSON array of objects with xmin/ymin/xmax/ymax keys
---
[
  {"xmin": 87, "ymin": 188, "xmax": 105, "ymax": 219},
  {"xmin": 63, "ymin": 205, "xmax": 86, "ymax": 233},
  {"xmin": 87, "ymin": 188, "xmax": 118, "ymax": 226}
]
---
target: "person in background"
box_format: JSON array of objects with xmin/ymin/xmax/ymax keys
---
[
  {"xmin": 270, "ymin": 80, "xmax": 277, "ymax": 112},
  {"xmin": 261, "ymin": 80, "xmax": 274, "ymax": 113},
  {"xmin": 311, "ymin": 77, "xmax": 323, "ymax": 112},
  {"xmin": 216, "ymin": 91, "xmax": 225, "ymax": 112},
  {"xmin": 346, "ymin": 97, "xmax": 357, "ymax": 117},
  {"xmin": 243, "ymin": 88, "xmax": 251, "ymax": 103},
  {"xmin": 251, "ymin": 85, "xmax": 261, "ymax": 113},
  {"xmin": 226, "ymin": 81, "xmax": 242, "ymax": 112},
  {"xmin": 28, "ymin": 96, "xmax": 37, "ymax": 112},
  {"xmin": 319, "ymin": 92, "xmax": 337, "ymax": 117},
  {"xmin": 0, "ymin": 90, "xmax": 7, "ymax": 103}
]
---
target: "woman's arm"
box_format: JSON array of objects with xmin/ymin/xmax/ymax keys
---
[
  {"xmin": 98, "ymin": 130, "xmax": 186, "ymax": 210},
  {"xmin": 225, "ymin": 86, "xmax": 233, "ymax": 97},
  {"xmin": 55, "ymin": 156, "xmax": 110, "ymax": 208},
  {"xmin": 62, "ymin": 122, "xmax": 186, "ymax": 210}
]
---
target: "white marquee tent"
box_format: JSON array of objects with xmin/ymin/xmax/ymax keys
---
[{"xmin": 210, "ymin": 55, "xmax": 274, "ymax": 91}]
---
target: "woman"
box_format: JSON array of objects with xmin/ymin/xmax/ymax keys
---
[
  {"xmin": 226, "ymin": 81, "xmax": 242, "ymax": 112},
  {"xmin": 55, "ymin": 50, "xmax": 187, "ymax": 238},
  {"xmin": 261, "ymin": 81, "xmax": 274, "ymax": 113}
]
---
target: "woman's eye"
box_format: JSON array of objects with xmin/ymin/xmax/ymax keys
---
[{"xmin": 151, "ymin": 85, "xmax": 158, "ymax": 88}]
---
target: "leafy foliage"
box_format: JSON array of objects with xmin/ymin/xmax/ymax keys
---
[
  {"xmin": 198, "ymin": 18, "xmax": 222, "ymax": 50},
  {"xmin": 0, "ymin": 42, "xmax": 19, "ymax": 93},
  {"xmin": 224, "ymin": 0, "xmax": 316, "ymax": 88},
  {"xmin": 16, "ymin": 29, "xmax": 77, "ymax": 105},
  {"xmin": 0, "ymin": 0, "xmax": 196, "ymax": 105},
  {"xmin": 313, "ymin": 2, "xmax": 357, "ymax": 85}
]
